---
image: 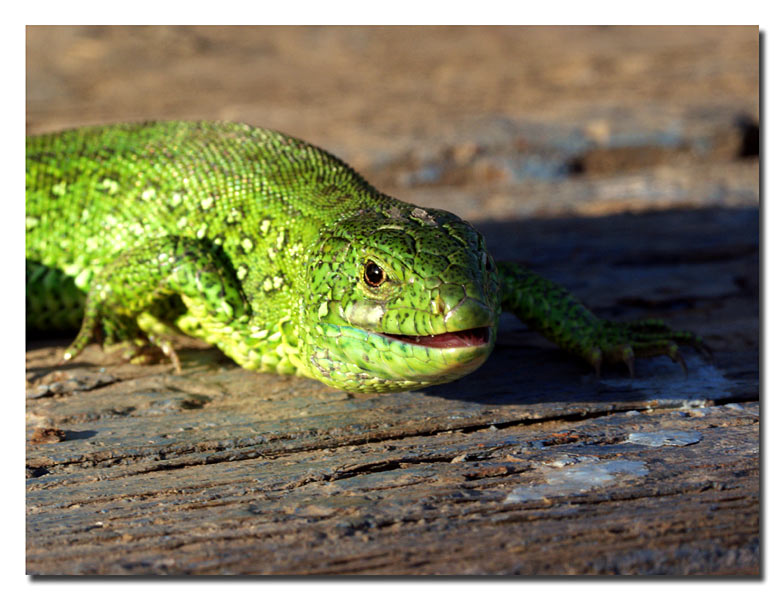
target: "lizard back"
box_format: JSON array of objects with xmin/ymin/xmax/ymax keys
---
[{"xmin": 26, "ymin": 121, "xmax": 392, "ymax": 318}]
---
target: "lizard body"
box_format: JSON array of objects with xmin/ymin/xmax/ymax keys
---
[{"xmin": 26, "ymin": 121, "xmax": 705, "ymax": 392}]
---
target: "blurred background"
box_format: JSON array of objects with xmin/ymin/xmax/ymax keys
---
[{"xmin": 26, "ymin": 25, "xmax": 758, "ymax": 223}]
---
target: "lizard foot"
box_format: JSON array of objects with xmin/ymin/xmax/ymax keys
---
[
  {"xmin": 62, "ymin": 296, "xmax": 182, "ymax": 373},
  {"xmin": 584, "ymin": 318, "xmax": 710, "ymax": 378},
  {"xmin": 118, "ymin": 338, "xmax": 182, "ymax": 374}
]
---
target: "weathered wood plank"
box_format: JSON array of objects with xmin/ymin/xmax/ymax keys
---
[{"xmin": 26, "ymin": 399, "xmax": 759, "ymax": 575}]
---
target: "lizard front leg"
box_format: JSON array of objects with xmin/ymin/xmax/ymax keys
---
[
  {"xmin": 63, "ymin": 236, "xmax": 250, "ymax": 371},
  {"xmin": 497, "ymin": 261, "xmax": 710, "ymax": 376}
]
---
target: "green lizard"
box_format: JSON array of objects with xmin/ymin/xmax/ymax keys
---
[{"xmin": 26, "ymin": 121, "xmax": 707, "ymax": 393}]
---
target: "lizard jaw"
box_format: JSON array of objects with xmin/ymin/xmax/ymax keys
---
[
  {"xmin": 307, "ymin": 322, "xmax": 496, "ymax": 392},
  {"xmin": 378, "ymin": 326, "xmax": 491, "ymax": 349}
]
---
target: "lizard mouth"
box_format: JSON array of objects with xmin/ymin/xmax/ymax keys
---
[{"xmin": 380, "ymin": 326, "xmax": 491, "ymax": 349}]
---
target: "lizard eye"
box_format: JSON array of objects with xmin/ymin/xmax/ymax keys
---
[{"xmin": 363, "ymin": 260, "xmax": 386, "ymax": 287}]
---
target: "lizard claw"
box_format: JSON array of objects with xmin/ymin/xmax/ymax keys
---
[
  {"xmin": 668, "ymin": 345, "xmax": 688, "ymax": 377},
  {"xmin": 621, "ymin": 345, "xmax": 635, "ymax": 378},
  {"xmin": 588, "ymin": 347, "xmax": 603, "ymax": 378}
]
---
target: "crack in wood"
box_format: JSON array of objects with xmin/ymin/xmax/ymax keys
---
[{"xmin": 26, "ymin": 394, "xmax": 758, "ymax": 483}]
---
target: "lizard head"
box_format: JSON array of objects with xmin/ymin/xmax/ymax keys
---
[{"xmin": 302, "ymin": 202, "xmax": 501, "ymax": 392}]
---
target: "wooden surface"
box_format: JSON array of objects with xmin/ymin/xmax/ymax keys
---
[{"xmin": 25, "ymin": 26, "xmax": 759, "ymax": 576}]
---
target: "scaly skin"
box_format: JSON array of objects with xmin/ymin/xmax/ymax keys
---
[{"xmin": 26, "ymin": 121, "xmax": 708, "ymax": 392}]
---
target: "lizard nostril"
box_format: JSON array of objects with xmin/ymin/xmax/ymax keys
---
[{"xmin": 483, "ymin": 252, "xmax": 494, "ymax": 273}]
